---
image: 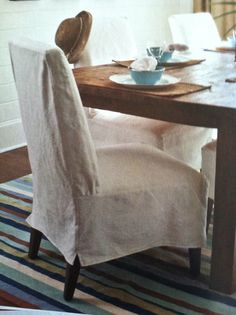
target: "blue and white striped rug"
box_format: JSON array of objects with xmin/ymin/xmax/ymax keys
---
[{"xmin": 1, "ymin": 175, "xmax": 236, "ymax": 315}]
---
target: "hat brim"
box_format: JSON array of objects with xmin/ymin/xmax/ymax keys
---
[
  {"xmin": 67, "ymin": 11, "xmax": 93, "ymax": 63},
  {"xmin": 55, "ymin": 17, "xmax": 83, "ymax": 56}
]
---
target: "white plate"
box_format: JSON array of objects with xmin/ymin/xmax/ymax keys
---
[
  {"xmin": 215, "ymin": 44, "xmax": 235, "ymax": 51},
  {"xmin": 109, "ymin": 74, "xmax": 181, "ymax": 89},
  {"xmin": 164, "ymin": 55, "xmax": 190, "ymax": 64},
  {"xmin": 216, "ymin": 40, "xmax": 235, "ymax": 49}
]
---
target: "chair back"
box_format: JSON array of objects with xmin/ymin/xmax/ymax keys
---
[
  {"xmin": 9, "ymin": 39, "xmax": 99, "ymax": 196},
  {"xmin": 168, "ymin": 12, "xmax": 221, "ymax": 49},
  {"xmin": 75, "ymin": 16, "xmax": 137, "ymax": 67}
]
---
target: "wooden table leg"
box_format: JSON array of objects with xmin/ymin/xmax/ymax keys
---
[{"xmin": 210, "ymin": 124, "xmax": 236, "ymax": 293}]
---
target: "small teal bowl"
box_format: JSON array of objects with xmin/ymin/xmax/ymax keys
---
[
  {"xmin": 147, "ymin": 47, "xmax": 173, "ymax": 63},
  {"xmin": 147, "ymin": 47, "xmax": 162, "ymax": 57},
  {"xmin": 130, "ymin": 66, "xmax": 165, "ymax": 85},
  {"xmin": 160, "ymin": 51, "xmax": 173, "ymax": 63}
]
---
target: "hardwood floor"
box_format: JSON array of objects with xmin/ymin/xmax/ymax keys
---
[{"xmin": 0, "ymin": 146, "xmax": 31, "ymax": 183}]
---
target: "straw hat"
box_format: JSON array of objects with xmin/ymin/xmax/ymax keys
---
[{"xmin": 55, "ymin": 11, "xmax": 92, "ymax": 64}]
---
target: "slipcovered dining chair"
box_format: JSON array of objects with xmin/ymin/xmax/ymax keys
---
[
  {"xmin": 71, "ymin": 15, "xmax": 213, "ymax": 169},
  {"xmin": 202, "ymin": 140, "xmax": 216, "ymax": 201},
  {"xmin": 9, "ymin": 38, "xmax": 208, "ymax": 301},
  {"xmin": 168, "ymin": 12, "xmax": 219, "ymax": 231},
  {"xmin": 168, "ymin": 12, "xmax": 221, "ymax": 49},
  {"xmin": 201, "ymin": 140, "xmax": 216, "ymax": 231}
]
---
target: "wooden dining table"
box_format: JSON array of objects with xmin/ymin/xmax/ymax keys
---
[{"xmin": 73, "ymin": 51, "xmax": 236, "ymax": 294}]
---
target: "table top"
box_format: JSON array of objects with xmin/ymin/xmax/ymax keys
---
[{"xmin": 73, "ymin": 51, "xmax": 236, "ymax": 129}]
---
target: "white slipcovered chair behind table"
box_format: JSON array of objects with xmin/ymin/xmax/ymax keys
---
[
  {"xmin": 75, "ymin": 16, "xmax": 213, "ymax": 170},
  {"xmin": 168, "ymin": 12, "xmax": 221, "ymax": 49},
  {"xmin": 201, "ymin": 140, "xmax": 216, "ymax": 231},
  {"xmin": 9, "ymin": 38, "xmax": 208, "ymax": 301},
  {"xmin": 168, "ymin": 12, "xmax": 220, "ymax": 229}
]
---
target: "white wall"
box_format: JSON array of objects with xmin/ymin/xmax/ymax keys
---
[{"xmin": 0, "ymin": 0, "xmax": 193, "ymax": 152}]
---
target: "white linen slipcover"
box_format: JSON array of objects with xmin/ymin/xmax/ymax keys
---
[
  {"xmin": 75, "ymin": 16, "xmax": 213, "ymax": 169},
  {"xmin": 87, "ymin": 109, "xmax": 213, "ymax": 169},
  {"xmin": 74, "ymin": 16, "xmax": 137, "ymax": 67},
  {"xmin": 9, "ymin": 38, "xmax": 208, "ymax": 266},
  {"xmin": 202, "ymin": 140, "xmax": 216, "ymax": 200},
  {"xmin": 168, "ymin": 12, "xmax": 221, "ymax": 50}
]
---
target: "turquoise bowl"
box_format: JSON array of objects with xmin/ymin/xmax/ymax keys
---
[
  {"xmin": 130, "ymin": 66, "xmax": 165, "ymax": 85},
  {"xmin": 147, "ymin": 47, "xmax": 173, "ymax": 63},
  {"xmin": 160, "ymin": 51, "xmax": 173, "ymax": 63},
  {"xmin": 147, "ymin": 47, "xmax": 162, "ymax": 57}
]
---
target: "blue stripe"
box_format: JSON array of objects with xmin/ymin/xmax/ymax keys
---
[
  {"xmin": 0, "ymin": 279, "xmax": 61, "ymax": 311},
  {"xmin": 3, "ymin": 233, "xmax": 235, "ymax": 312},
  {"xmin": 108, "ymin": 260, "xmax": 236, "ymax": 307},
  {"xmin": 1, "ymin": 263, "xmax": 113, "ymax": 315},
  {"xmin": 81, "ymin": 269, "xmax": 185, "ymax": 315},
  {"xmin": 0, "ymin": 226, "xmax": 55, "ymax": 253},
  {"xmin": 0, "ymin": 248, "xmax": 73, "ymax": 284},
  {"xmin": 78, "ymin": 283, "xmax": 181, "ymax": 315},
  {"xmin": 139, "ymin": 250, "xmax": 211, "ymax": 265},
  {"xmin": 0, "ymin": 240, "xmax": 63, "ymax": 268},
  {"xmin": 0, "ymin": 216, "xmax": 30, "ymax": 232},
  {"xmin": 0, "ymin": 240, "xmax": 29, "ymax": 254},
  {"xmin": 5, "ymin": 180, "xmax": 33, "ymax": 193},
  {"xmin": 0, "ymin": 189, "xmax": 32, "ymax": 201},
  {"xmin": 0, "ymin": 212, "xmax": 27, "ymax": 225},
  {"xmin": 0, "ymin": 275, "xmax": 82, "ymax": 313},
  {"xmin": 14, "ymin": 178, "xmax": 33, "ymax": 187},
  {"xmin": 125, "ymin": 252, "xmax": 211, "ymax": 283},
  {"xmin": 0, "ymin": 202, "xmax": 30, "ymax": 216},
  {"xmin": 0, "ymin": 248, "xmax": 175, "ymax": 315},
  {"xmin": 1, "ymin": 175, "xmax": 236, "ymax": 314}
]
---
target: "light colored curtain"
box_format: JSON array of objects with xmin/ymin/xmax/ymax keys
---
[
  {"xmin": 194, "ymin": 0, "xmax": 236, "ymax": 39},
  {"xmin": 194, "ymin": 0, "xmax": 211, "ymax": 12}
]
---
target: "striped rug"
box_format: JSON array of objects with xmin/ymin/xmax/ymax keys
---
[{"xmin": 1, "ymin": 175, "xmax": 236, "ymax": 315}]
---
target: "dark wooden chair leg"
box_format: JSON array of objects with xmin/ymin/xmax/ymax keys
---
[
  {"xmin": 189, "ymin": 248, "xmax": 201, "ymax": 277},
  {"xmin": 64, "ymin": 256, "xmax": 81, "ymax": 301},
  {"xmin": 28, "ymin": 228, "xmax": 43, "ymax": 259},
  {"xmin": 206, "ymin": 197, "xmax": 214, "ymax": 235}
]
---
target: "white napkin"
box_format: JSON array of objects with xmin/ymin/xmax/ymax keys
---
[{"xmin": 129, "ymin": 57, "xmax": 157, "ymax": 71}]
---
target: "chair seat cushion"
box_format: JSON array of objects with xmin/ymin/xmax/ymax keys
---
[{"xmin": 88, "ymin": 109, "xmax": 213, "ymax": 169}]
